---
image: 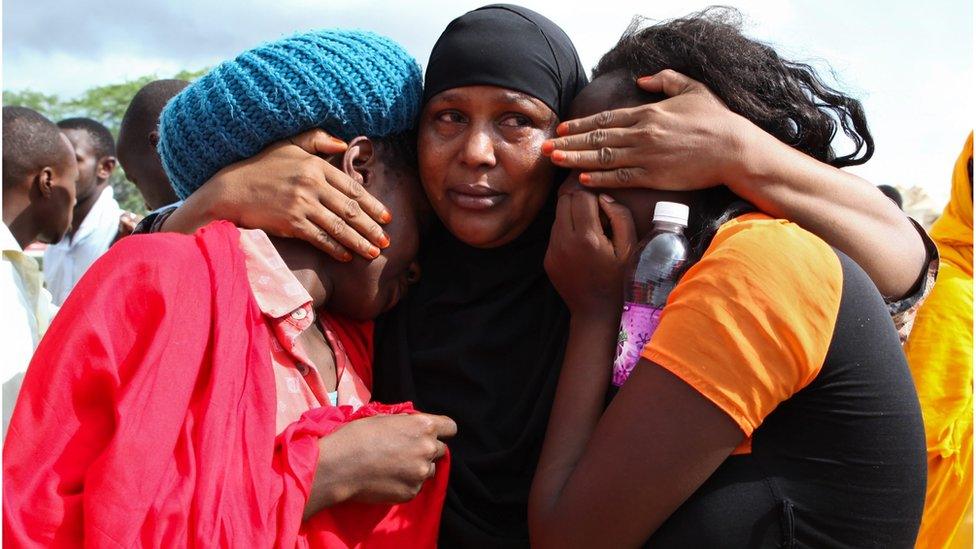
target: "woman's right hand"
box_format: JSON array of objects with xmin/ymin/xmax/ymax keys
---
[
  {"xmin": 167, "ymin": 129, "xmax": 393, "ymax": 262},
  {"xmin": 305, "ymin": 412, "xmax": 456, "ymax": 516}
]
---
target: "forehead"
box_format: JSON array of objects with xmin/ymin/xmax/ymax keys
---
[
  {"xmin": 425, "ymin": 85, "xmax": 553, "ymax": 114},
  {"xmin": 61, "ymin": 128, "xmax": 94, "ymax": 154},
  {"xmin": 568, "ymin": 70, "xmax": 649, "ymax": 119}
]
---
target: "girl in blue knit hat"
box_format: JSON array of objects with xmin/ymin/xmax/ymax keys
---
[{"xmin": 4, "ymin": 30, "xmax": 454, "ymax": 548}]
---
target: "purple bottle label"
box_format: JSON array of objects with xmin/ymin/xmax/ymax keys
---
[{"xmin": 612, "ymin": 302, "xmax": 663, "ymax": 387}]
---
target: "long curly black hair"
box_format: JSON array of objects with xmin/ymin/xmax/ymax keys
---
[{"xmin": 592, "ymin": 6, "xmax": 874, "ymax": 259}]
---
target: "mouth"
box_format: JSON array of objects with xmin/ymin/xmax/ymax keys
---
[{"xmin": 446, "ymin": 183, "xmax": 507, "ymax": 211}]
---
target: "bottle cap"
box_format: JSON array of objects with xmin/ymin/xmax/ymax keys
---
[{"xmin": 653, "ymin": 201, "xmax": 689, "ymax": 227}]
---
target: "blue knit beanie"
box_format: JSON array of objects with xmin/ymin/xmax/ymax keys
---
[{"xmin": 158, "ymin": 30, "xmax": 423, "ymax": 200}]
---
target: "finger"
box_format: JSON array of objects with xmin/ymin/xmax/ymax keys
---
[
  {"xmin": 554, "ymin": 191, "xmax": 574, "ymax": 232},
  {"xmin": 598, "ymin": 194, "xmax": 637, "ymax": 257},
  {"xmin": 570, "ymin": 190, "xmax": 602, "ymax": 236},
  {"xmin": 431, "ymin": 440, "xmax": 448, "ymax": 461},
  {"xmin": 289, "ymin": 128, "xmax": 348, "ymax": 155},
  {"xmin": 556, "ymin": 107, "xmax": 640, "ymax": 137},
  {"xmin": 318, "ymin": 160, "xmax": 393, "ymax": 225},
  {"xmin": 543, "ymin": 128, "xmax": 633, "ymax": 153},
  {"xmin": 578, "ymin": 167, "xmax": 651, "ymax": 189},
  {"xmin": 427, "ymin": 414, "xmax": 458, "ymax": 439},
  {"xmin": 550, "ymin": 147, "xmax": 638, "ymax": 171},
  {"xmin": 306, "ymin": 204, "xmax": 379, "ymax": 260},
  {"xmin": 636, "ymin": 69, "xmax": 699, "ymax": 98},
  {"xmin": 315, "ymin": 174, "xmax": 390, "ymax": 252},
  {"xmin": 292, "ymin": 219, "xmax": 354, "ymax": 262}
]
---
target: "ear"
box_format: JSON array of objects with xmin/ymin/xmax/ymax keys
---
[
  {"xmin": 36, "ymin": 167, "xmax": 56, "ymax": 198},
  {"xmin": 97, "ymin": 156, "xmax": 118, "ymax": 179},
  {"xmin": 148, "ymin": 130, "xmax": 160, "ymax": 148},
  {"xmin": 341, "ymin": 136, "xmax": 376, "ymax": 186}
]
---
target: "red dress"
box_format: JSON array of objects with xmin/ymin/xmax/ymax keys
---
[{"xmin": 3, "ymin": 221, "xmax": 448, "ymax": 548}]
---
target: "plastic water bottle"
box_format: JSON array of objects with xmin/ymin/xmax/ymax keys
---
[{"xmin": 611, "ymin": 201, "xmax": 689, "ymax": 387}]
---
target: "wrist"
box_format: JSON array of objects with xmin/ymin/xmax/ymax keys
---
[
  {"xmin": 721, "ymin": 114, "xmax": 780, "ymax": 192},
  {"xmin": 569, "ymin": 305, "xmax": 620, "ymax": 327}
]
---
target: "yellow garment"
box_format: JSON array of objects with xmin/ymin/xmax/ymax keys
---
[{"xmin": 904, "ymin": 133, "xmax": 973, "ymax": 549}]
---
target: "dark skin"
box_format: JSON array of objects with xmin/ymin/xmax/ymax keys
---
[
  {"xmin": 3, "ymin": 133, "xmax": 79, "ymax": 247},
  {"xmin": 420, "ymin": 86, "xmax": 559, "ymax": 248},
  {"xmin": 61, "ymin": 128, "xmax": 117, "ymax": 236},
  {"xmin": 527, "ymin": 73, "xmax": 757, "ymax": 547},
  {"xmin": 253, "ymin": 136, "xmax": 456, "ymax": 519},
  {"xmin": 117, "ymin": 129, "xmax": 180, "ymax": 212}
]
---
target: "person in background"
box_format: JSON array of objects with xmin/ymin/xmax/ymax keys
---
[
  {"xmin": 4, "ymin": 30, "xmax": 452, "ymax": 547},
  {"xmin": 878, "ymin": 184, "xmax": 905, "ymax": 210},
  {"xmin": 117, "ymin": 79, "xmax": 188, "ymax": 212},
  {"xmin": 904, "ymin": 132, "xmax": 974, "ymax": 549},
  {"xmin": 0, "ymin": 106, "xmax": 78, "ymax": 438},
  {"xmin": 43, "ymin": 117, "xmax": 133, "ymax": 305}
]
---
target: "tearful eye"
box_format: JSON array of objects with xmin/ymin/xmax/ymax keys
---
[
  {"xmin": 499, "ymin": 114, "xmax": 532, "ymax": 128},
  {"xmin": 436, "ymin": 111, "xmax": 466, "ymax": 124}
]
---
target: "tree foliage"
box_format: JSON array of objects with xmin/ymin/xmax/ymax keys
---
[{"xmin": 3, "ymin": 68, "xmax": 208, "ymax": 214}]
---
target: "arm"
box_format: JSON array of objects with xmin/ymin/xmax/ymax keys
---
[
  {"xmin": 162, "ymin": 129, "xmax": 393, "ymax": 262},
  {"xmin": 726, "ymin": 126, "xmax": 925, "ymax": 300},
  {"xmin": 546, "ymin": 70, "xmax": 926, "ymax": 300},
  {"xmin": 530, "ymin": 190, "xmax": 741, "ymax": 547}
]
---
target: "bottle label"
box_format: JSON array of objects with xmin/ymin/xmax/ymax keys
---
[{"xmin": 612, "ymin": 302, "xmax": 663, "ymax": 387}]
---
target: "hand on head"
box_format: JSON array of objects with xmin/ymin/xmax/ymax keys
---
[{"xmin": 542, "ymin": 70, "xmax": 754, "ymax": 193}]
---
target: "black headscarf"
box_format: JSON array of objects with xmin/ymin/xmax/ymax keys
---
[{"xmin": 372, "ymin": 5, "xmax": 587, "ymax": 548}]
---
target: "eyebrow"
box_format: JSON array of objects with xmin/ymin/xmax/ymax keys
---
[{"xmin": 431, "ymin": 89, "xmax": 546, "ymax": 110}]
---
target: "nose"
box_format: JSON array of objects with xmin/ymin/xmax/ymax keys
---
[
  {"xmin": 458, "ymin": 125, "xmax": 496, "ymax": 169},
  {"xmin": 406, "ymin": 261, "xmax": 422, "ymax": 285}
]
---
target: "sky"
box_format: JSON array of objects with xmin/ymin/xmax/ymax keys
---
[{"xmin": 3, "ymin": 0, "xmax": 972, "ymax": 206}]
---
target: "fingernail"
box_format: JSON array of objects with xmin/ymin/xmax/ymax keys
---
[
  {"xmin": 637, "ymin": 76, "xmax": 654, "ymax": 84},
  {"xmin": 340, "ymin": 252, "xmax": 353, "ymax": 262},
  {"xmin": 330, "ymin": 136, "xmax": 348, "ymax": 147},
  {"xmin": 378, "ymin": 233, "xmax": 390, "ymax": 248},
  {"xmin": 380, "ymin": 211, "xmax": 393, "ymax": 224},
  {"xmin": 579, "ymin": 173, "xmax": 592, "ymax": 185},
  {"xmin": 541, "ymin": 141, "xmax": 555, "ymax": 155},
  {"xmin": 552, "ymin": 150, "xmax": 566, "ymax": 162},
  {"xmin": 599, "ymin": 193, "xmax": 615, "ymax": 203},
  {"xmin": 369, "ymin": 245, "xmax": 381, "ymax": 259},
  {"xmin": 556, "ymin": 122, "xmax": 570, "ymax": 137}
]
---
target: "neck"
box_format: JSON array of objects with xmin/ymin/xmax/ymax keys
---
[
  {"xmin": 268, "ymin": 236, "xmax": 335, "ymax": 311},
  {"xmin": 2, "ymin": 191, "xmax": 38, "ymax": 248},
  {"xmin": 72, "ymin": 181, "xmax": 109, "ymax": 233}
]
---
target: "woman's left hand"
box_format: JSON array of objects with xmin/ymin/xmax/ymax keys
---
[
  {"xmin": 544, "ymin": 189, "xmax": 636, "ymax": 317},
  {"xmin": 543, "ymin": 69, "xmax": 759, "ymax": 191}
]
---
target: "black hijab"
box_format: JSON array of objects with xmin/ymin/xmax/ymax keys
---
[{"xmin": 372, "ymin": 5, "xmax": 587, "ymax": 547}]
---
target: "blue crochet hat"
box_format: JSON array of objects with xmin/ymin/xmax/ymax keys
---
[{"xmin": 158, "ymin": 30, "xmax": 422, "ymax": 200}]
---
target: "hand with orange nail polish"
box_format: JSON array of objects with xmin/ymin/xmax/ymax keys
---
[
  {"xmin": 167, "ymin": 127, "xmax": 395, "ymax": 263},
  {"xmin": 541, "ymin": 69, "xmax": 753, "ymax": 192}
]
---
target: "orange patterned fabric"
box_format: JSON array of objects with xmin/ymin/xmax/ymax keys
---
[{"xmin": 641, "ymin": 214, "xmax": 843, "ymax": 452}]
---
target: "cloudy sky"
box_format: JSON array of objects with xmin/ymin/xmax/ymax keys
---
[{"xmin": 3, "ymin": 0, "xmax": 972, "ymax": 205}]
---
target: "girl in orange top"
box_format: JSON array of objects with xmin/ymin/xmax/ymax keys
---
[{"xmin": 529, "ymin": 10, "xmax": 927, "ymax": 547}]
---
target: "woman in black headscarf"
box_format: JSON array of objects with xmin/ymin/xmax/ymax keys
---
[
  {"xmin": 372, "ymin": 5, "xmax": 586, "ymax": 546},
  {"xmin": 152, "ymin": 4, "xmax": 935, "ymax": 547}
]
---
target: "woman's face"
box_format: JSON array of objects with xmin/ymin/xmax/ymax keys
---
[{"xmin": 419, "ymin": 85, "xmax": 559, "ymax": 248}]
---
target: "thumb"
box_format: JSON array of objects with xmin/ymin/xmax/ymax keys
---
[
  {"xmin": 636, "ymin": 69, "xmax": 698, "ymax": 98},
  {"xmin": 598, "ymin": 194, "xmax": 637, "ymax": 258},
  {"xmin": 289, "ymin": 128, "xmax": 348, "ymax": 156}
]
